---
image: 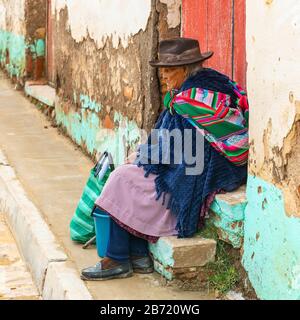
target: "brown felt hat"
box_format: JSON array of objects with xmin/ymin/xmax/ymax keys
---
[{"xmin": 149, "ymin": 37, "xmax": 213, "ymax": 67}]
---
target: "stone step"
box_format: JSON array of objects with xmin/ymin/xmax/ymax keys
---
[
  {"xmin": 149, "ymin": 186, "xmax": 247, "ymax": 281},
  {"xmin": 25, "ymin": 82, "xmax": 56, "ymax": 107},
  {"xmin": 149, "ymin": 236, "xmax": 216, "ymax": 281},
  {"xmin": 210, "ymin": 185, "xmax": 247, "ymax": 248}
]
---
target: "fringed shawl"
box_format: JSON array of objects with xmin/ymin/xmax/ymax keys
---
[{"xmin": 135, "ymin": 68, "xmax": 248, "ymax": 238}]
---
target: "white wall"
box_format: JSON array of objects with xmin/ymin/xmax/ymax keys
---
[
  {"xmin": 0, "ymin": 0, "xmax": 25, "ymax": 34},
  {"xmin": 160, "ymin": 0, "xmax": 181, "ymax": 28},
  {"xmin": 53, "ymin": 0, "xmax": 152, "ymax": 48},
  {"xmin": 246, "ymin": 0, "xmax": 300, "ymax": 174}
]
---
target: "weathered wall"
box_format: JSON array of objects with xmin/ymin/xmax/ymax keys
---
[
  {"xmin": 155, "ymin": 0, "xmax": 181, "ymax": 113},
  {"xmin": 0, "ymin": 0, "xmax": 181, "ymax": 161},
  {"xmin": 52, "ymin": 0, "xmax": 180, "ymax": 165},
  {"xmin": 243, "ymin": 0, "xmax": 300, "ymax": 300},
  {"xmin": 0, "ymin": 0, "xmax": 46, "ymax": 80},
  {"xmin": 25, "ymin": 0, "xmax": 47, "ymax": 80},
  {"xmin": 25, "ymin": 0, "xmax": 46, "ymax": 42},
  {"xmin": 0, "ymin": 0, "xmax": 26, "ymax": 77}
]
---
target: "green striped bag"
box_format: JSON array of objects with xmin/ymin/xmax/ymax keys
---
[{"xmin": 70, "ymin": 163, "xmax": 112, "ymax": 244}]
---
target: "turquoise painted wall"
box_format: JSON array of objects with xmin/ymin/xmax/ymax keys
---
[
  {"xmin": 243, "ymin": 175, "xmax": 300, "ymax": 300},
  {"xmin": 210, "ymin": 194, "xmax": 246, "ymax": 248},
  {"xmin": 149, "ymin": 238, "xmax": 175, "ymax": 280},
  {"xmin": 29, "ymin": 38, "xmax": 45, "ymax": 58},
  {"xmin": 55, "ymin": 94, "xmax": 141, "ymax": 165},
  {"xmin": 0, "ymin": 30, "xmax": 26, "ymax": 78}
]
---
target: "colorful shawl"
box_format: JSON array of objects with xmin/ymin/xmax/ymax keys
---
[
  {"xmin": 136, "ymin": 68, "xmax": 248, "ymax": 238},
  {"xmin": 164, "ymin": 81, "xmax": 249, "ymax": 166}
]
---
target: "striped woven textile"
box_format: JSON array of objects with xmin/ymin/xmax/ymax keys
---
[
  {"xmin": 164, "ymin": 81, "xmax": 249, "ymax": 166},
  {"xmin": 70, "ymin": 168, "xmax": 111, "ymax": 243}
]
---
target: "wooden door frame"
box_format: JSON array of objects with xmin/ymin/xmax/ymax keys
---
[
  {"xmin": 46, "ymin": 0, "xmax": 55, "ymax": 87},
  {"xmin": 182, "ymin": 0, "xmax": 246, "ymax": 88}
]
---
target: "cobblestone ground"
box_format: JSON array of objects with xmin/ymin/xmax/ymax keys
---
[{"xmin": 0, "ymin": 213, "xmax": 40, "ymax": 300}]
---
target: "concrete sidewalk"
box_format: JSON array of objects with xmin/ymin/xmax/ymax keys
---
[
  {"xmin": 0, "ymin": 73, "xmax": 214, "ymax": 300},
  {"xmin": 0, "ymin": 212, "xmax": 40, "ymax": 300}
]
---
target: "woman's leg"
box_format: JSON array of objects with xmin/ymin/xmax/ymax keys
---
[
  {"xmin": 106, "ymin": 220, "xmax": 154, "ymax": 274},
  {"xmin": 106, "ymin": 218, "xmax": 131, "ymax": 263},
  {"xmin": 81, "ymin": 218, "xmax": 133, "ymax": 281},
  {"xmin": 129, "ymin": 234, "xmax": 154, "ymax": 274},
  {"xmin": 129, "ymin": 234, "xmax": 149, "ymax": 257}
]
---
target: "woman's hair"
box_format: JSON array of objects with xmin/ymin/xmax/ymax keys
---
[{"xmin": 184, "ymin": 62, "xmax": 203, "ymax": 79}]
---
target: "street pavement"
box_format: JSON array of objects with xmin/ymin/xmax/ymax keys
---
[{"xmin": 0, "ymin": 212, "xmax": 40, "ymax": 300}]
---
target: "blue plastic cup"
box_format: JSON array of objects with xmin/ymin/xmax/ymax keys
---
[{"xmin": 92, "ymin": 207, "xmax": 111, "ymax": 258}]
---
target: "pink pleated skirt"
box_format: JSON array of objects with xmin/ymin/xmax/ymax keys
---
[{"xmin": 95, "ymin": 164, "xmax": 178, "ymax": 238}]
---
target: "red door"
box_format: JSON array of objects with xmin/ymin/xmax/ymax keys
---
[
  {"xmin": 46, "ymin": 0, "xmax": 55, "ymax": 85},
  {"xmin": 182, "ymin": 0, "xmax": 246, "ymax": 88}
]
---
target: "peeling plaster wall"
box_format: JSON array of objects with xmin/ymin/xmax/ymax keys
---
[
  {"xmin": 154, "ymin": 0, "xmax": 181, "ymax": 113},
  {"xmin": 52, "ymin": 0, "xmax": 157, "ymax": 163},
  {"xmin": 246, "ymin": 0, "xmax": 300, "ymax": 215},
  {"xmin": 244, "ymin": 0, "xmax": 300, "ymax": 300},
  {"xmin": 53, "ymin": 0, "xmax": 180, "ymax": 163},
  {"xmin": 0, "ymin": 0, "xmax": 46, "ymax": 79},
  {"xmin": 156, "ymin": 0, "xmax": 181, "ymax": 40},
  {"xmin": 0, "ymin": 0, "xmax": 26, "ymax": 77},
  {"xmin": 159, "ymin": 0, "xmax": 181, "ymax": 29},
  {"xmin": 0, "ymin": 0, "xmax": 25, "ymax": 35},
  {"xmin": 246, "ymin": 0, "xmax": 300, "ymax": 160},
  {"xmin": 25, "ymin": 0, "xmax": 46, "ymax": 42},
  {"xmin": 53, "ymin": 0, "xmax": 152, "ymax": 49},
  {"xmin": 24, "ymin": 0, "xmax": 47, "ymax": 80}
]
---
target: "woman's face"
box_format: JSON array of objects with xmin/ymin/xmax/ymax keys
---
[{"xmin": 159, "ymin": 66, "xmax": 187, "ymax": 94}]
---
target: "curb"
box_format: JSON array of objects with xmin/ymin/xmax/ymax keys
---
[{"xmin": 0, "ymin": 150, "xmax": 93, "ymax": 300}]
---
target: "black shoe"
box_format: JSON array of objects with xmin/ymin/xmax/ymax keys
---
[
  {"xmin": 131, "ymin": 256, "xmax": 154, "ymax": 274},
  {"xmin": 81, "ymin": 261, "xmax": 133, "ymax": 281}
]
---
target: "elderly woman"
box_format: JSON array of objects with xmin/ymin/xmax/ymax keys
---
[{"xmin": 81, "ymin": 38, "xmax": 248, "ymax": 281}]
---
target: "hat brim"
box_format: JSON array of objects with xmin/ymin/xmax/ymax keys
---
[{"xmin": 149, "ymin": 51, "xmax": 214, "ymax": 67}]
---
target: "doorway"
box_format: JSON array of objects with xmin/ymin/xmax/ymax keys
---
[
  {"xmin": 46, "ymin": 0, "xmax": 55, "ymax": 86},
  {"xmin": 182, "ymin": 0, "xmax": 246, "ymax": 88}
]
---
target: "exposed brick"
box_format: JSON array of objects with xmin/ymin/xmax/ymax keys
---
[{"xmin": 103, "ymin": 115, "xmax": 114, "ymax": 129}]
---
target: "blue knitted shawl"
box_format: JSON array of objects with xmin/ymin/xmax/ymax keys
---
[{"xmin": 135, "ymin": 68, "xmax": 247, "ymax": 238}]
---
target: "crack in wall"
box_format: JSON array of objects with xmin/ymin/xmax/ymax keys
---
[{"xmin": 257, "ymin": 101, "xmax": 300, "ymax": 217}]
